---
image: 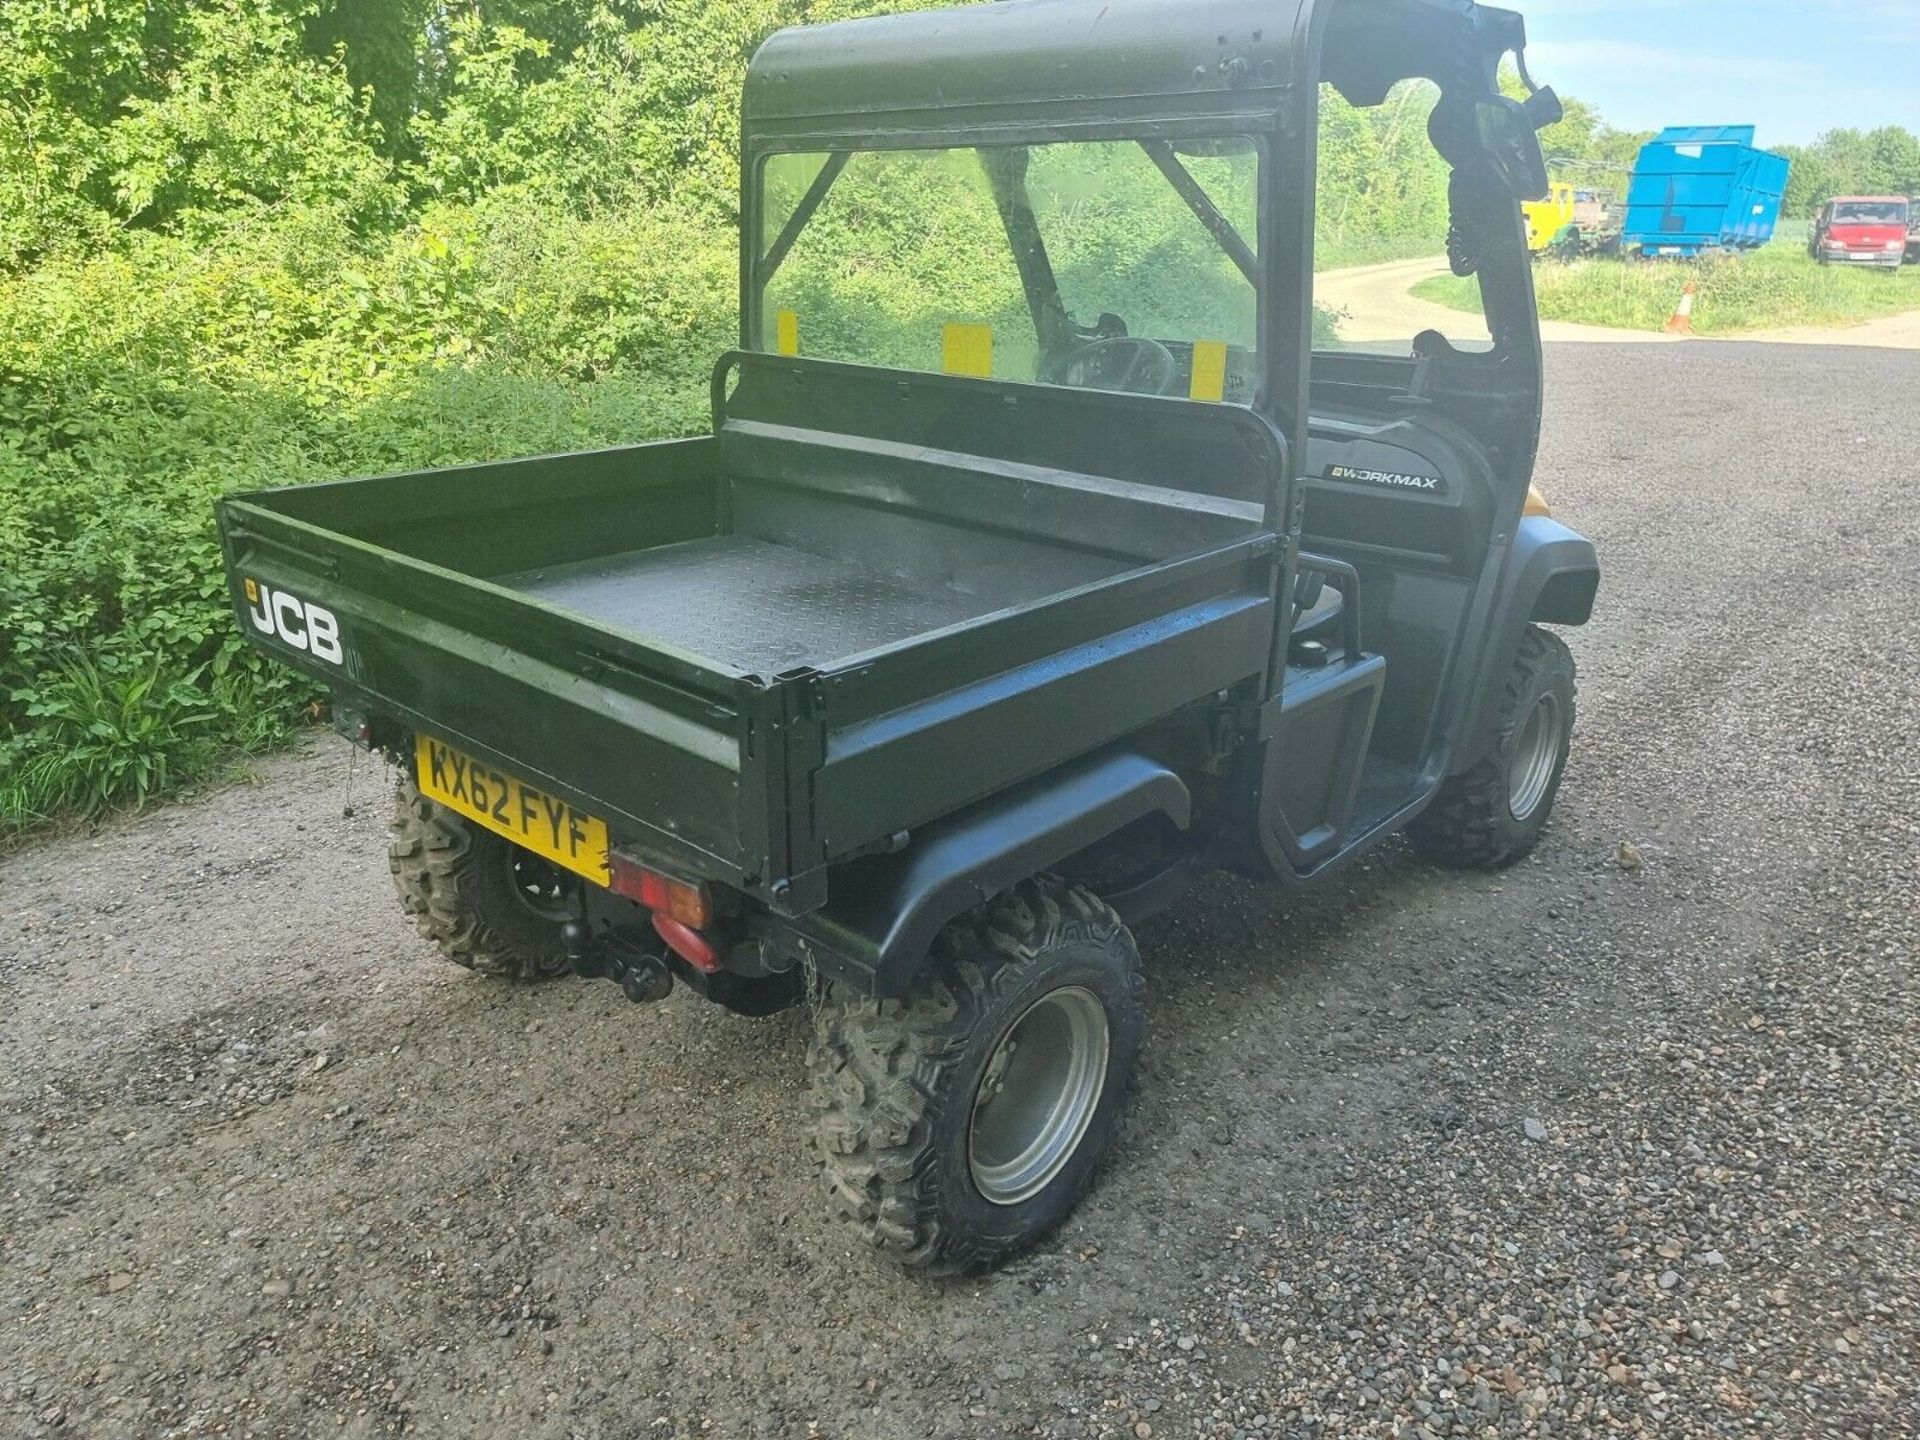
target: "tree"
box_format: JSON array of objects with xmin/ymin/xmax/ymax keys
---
[
  {"xmin": 302, "ymin": 0, "xmax": 437, "ymax": 154},
  {"xmin": 1866, "ymin": 126, "xmax": 1920, "ymax": 199},
  {"xmin": 1779, "ymin": 125, "xmax": 1920, "ymax": 213},
  {"xmin": 107, "ymin": 3, "xmax": 400, "ymax": 235}
]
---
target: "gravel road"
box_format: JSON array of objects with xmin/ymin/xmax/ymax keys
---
[
  {"xmin": 5, "ymin": 341, "xmax": 1919, "ymax": 1439},
  {"xmin": 1314, "ymin": 257, "xmax": 1679, "ymax": 347}
]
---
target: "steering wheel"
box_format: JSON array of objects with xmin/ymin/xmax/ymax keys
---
[{"xmin": 1042, "ymin": 336, "xmax": 1180, "ymax": 396}]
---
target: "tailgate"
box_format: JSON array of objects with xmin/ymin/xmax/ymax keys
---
[{"xmin": 215, "ymin": 445, "xmax": 782, "ymax": 895}]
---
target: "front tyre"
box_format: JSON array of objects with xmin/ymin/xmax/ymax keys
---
[
  {"xmin": 388, "ymin": 778, "xmax": 577, "ymax": 981},
  {"xmin": 808, "ymin": 878, "xmax": 1145, "ymax": 1273},
  {"xmin": 1410, "ymin": 625, "xmax": 1577, "ymax": 870}
]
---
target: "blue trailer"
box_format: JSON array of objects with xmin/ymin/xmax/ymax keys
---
[{"xmin": 1622, "ymin": 126, "xmax": 1791, "ymax": 258}]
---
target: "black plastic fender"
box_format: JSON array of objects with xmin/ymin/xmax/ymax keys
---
[
  {"xmin": 1452, "ymin": 515, "xmax": 1599, "ymax": 772},
  {"xmin": 1517, "ymin": 516, "xmax": 1602, "ymax": 628},
  {"xmin": 780, "ymin": 749, "xmax": 1191, "ymax": 996}
]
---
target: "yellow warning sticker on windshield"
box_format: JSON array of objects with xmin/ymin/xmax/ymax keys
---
[
  {"xmin": 1190, "ymin": 340, "xmax": 1228, "ymax": 403},
  {"xmin": 775, "ymin": 309, "xmax": 799, "ymax": 357},
  {"xmin": 942, "ymin": 323, "xmax": 993, "ymax": 378}
]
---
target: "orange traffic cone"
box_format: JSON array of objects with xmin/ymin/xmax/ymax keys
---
[{"xmin": 1665, "ymin": 282, "xmax": 1698, "ymax": 335}]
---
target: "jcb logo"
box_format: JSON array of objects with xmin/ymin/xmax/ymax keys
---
[{"xmin": 244, "ymin": 577, "xmax": 343, "ymax": 666}]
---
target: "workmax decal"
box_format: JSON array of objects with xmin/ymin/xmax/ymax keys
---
[
  {"xmin": 244, "ymin": 578, "xmax": 344, "ymax": 665},
  {"xmin": 1324, "ymin": 464, "xmax": 1447, "ymax": 495}
]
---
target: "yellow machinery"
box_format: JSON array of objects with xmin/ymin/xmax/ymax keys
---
[{"xmin": 1523, "ymin": 181, "xmax": 1577, "ymax": 252}]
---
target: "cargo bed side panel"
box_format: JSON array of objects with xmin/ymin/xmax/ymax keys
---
[{"xmin": 802, "ymin": 540, "xmax": 1277, "ymax": 868}]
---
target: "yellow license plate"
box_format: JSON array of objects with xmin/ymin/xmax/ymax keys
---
[{"xmin": 414, "ymin": 734, "xmax": 611, "ymax": 888}]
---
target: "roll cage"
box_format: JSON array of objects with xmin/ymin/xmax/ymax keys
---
[{"xmin": 741, "ymin": 0, "xmax": 1553, "ymax": 480}]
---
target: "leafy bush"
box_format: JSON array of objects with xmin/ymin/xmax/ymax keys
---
[
  {"xmin": 106, "ymin": 2, "xmax": 404, "ymax": 240},
  {"xmin": 1315, "ymin": 83, "xmax": 1450, "ymax": 264},
  {"xmin": 0, "ymin": 197, "xmax": 734, "ymax": 829}
]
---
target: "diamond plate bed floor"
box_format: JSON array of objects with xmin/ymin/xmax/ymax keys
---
[{"xmin": 497, "ymin": 535, "xmax": 1026, "ymax": 677}]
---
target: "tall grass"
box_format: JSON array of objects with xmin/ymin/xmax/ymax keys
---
[
  {"xmin": 2, "ymin": 656, "xmax": 219, "ymax": 823},
  {"xmin": 1414, "ymin": 242, "xmax": 1920, "ymax": 335}
]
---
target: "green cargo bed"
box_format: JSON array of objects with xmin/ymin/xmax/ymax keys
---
[{"xmin": 217, "ymin": 420, "xmax": 1277, "ymax": 908}]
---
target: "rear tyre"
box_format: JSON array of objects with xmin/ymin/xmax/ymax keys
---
[
  {"xmin": 808, "ymin": 877, "xmax": 1144, "ymax": 1273},
  {"xmin": 1410, "ymin": 625, "xmax": 1577, "ymax": 870},
  {"xmin": 388, "ymin": 778, "xmax": 577, "ymax": 981}
]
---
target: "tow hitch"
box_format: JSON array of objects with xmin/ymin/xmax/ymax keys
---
[{"xmin": 563, "ymin": 921, "xmax": 673, "ymax": 1004}]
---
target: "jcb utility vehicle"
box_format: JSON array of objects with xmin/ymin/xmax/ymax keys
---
[{"xmin": 219, "ymin": 0, "xmax": 1597, "ymax": 1272}]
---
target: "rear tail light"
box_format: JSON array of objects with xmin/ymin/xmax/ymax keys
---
[{"xmin": 608, "ymin": 853, "xmax": 713, "ymax": 929}]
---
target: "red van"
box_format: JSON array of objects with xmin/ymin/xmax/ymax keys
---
[{"xmin": 1810, "ymin": 196, "xmax": 1911, "ymax": 270}]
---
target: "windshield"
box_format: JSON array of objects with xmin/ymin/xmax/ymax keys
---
[
  {"xmin": 755, "ymin": 139, "xmax": 1262, "ymax": 405},
  {"xmin": 1833, "ymin": 201, "xmax": 1908, "ymax": 225}
]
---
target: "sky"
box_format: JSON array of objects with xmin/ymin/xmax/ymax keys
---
[{"xmin": 1515, "ymin": 0, "xmax": 1920, "ymax": 146}]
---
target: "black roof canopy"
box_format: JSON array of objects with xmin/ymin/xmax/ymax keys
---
[{"xmin": 743, "ymin": 0, "xmax": 1528, "ymax": 140}]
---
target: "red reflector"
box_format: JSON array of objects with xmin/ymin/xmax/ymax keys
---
[
  {"xmin": 608, "ymin": 852, "xmax": 650, "ymax": 903},
  {"xmin": 654, "ymin": 915, "xmax": 720, "ymax": 973},
  {"xmin": 608, "ymin": 853, "xmax": 713, "ymax": 929}
]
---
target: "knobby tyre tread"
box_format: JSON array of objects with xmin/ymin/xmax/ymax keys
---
[
  {"xmin": 1410, "ymin": 625, "xmax": 1576, "ymax": 870},
  {"xmin": 387, "ymin": 779, "xmax": 574, "ymax": 981},
  {"xmin": 807, "ymin": 877, "xmax": 1144, "ymax": 1274}
]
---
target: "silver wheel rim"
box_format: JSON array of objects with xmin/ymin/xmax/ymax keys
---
[
  {"xmin": 968, "ymin": 986, "xmax": 1111, "ymax": 1207},
  {"xmin": 1508, "ymin": 692, "xmax": 1565, "ymax": 821}
]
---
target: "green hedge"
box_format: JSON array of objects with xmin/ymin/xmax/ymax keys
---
[{"xmin": 0, "ymin": 200, "xmax": 736, "ymax": 827}]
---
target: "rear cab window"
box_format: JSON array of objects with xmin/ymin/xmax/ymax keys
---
[{"xmin": 755, "ymin": 138, "xmax": 1264, "ymax": 405}]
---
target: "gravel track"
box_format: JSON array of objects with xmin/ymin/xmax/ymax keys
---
[
  {"xmin": 4, "ymin": 342, "xmax": 1918, "ymax": 1439},
  {"xmin": 1314, "ymin": 257, "xmax": 1678, "ymax": 346}
]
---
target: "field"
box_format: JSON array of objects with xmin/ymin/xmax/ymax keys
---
[{"xmin": 1414, "ymin": 241, "xmax": 1920, "ymax": 335}]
